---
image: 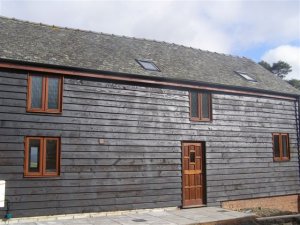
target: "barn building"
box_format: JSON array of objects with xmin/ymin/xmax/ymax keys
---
[{"xmin": 0, "ymin": 17, "xmax": 299, "ymax": 218}]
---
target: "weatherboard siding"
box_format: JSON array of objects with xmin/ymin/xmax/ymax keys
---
[{"xmin": 0, "ymin": 70, "xmax": 299, "ymax": 217}]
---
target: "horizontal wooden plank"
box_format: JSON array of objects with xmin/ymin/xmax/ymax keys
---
[
  {"xmin": 9, "ymin": 188, "xmax": 181, "ymax": 202},
  {"xmin": 8, "ymin": 194, "xmax": 181, "ymax": 210},
  {"xmin": 213, "ymin": 98, "xmax": 295, "ymax": 109},
  {"xmin": 0, "ymin": 84, "xmax": 26, "ymax": 93},
  {"xmin": 0, "ymin": 71, "xmax": 27, "ymax": 79},
  {"xmin": 8, "ymin": 177, "xmax": 181, "ymax": 188},
  {"xmin": 64, "ymin": 77, "xmax": 187, "ymax": 96},
  {"xmin": 213, "ymin": 105, "xmax": 295, "ymax": 116},
  {"xmin": 6, "ymin": 182, "xmax": 180, "ymax": 196},
  {"xmin": 64, "ymin": 94, "xmax": 189, "ymax": 107},
  {"xmin": 0, "ymin": 76, "xmax": 27, "ymax": 86},
  {"xmin": 0, "ymin": 91, "xmax": 26, "ymax": 100},
  {"xmin": 64, "ymin": 84, "xmax": 188, "ymax": 101},
  {"xmin": 207, "ymin": 179, "xmax": 300, "ymax": 193},
  {"xmin": 214, "ymin": 94, "xmax": 295, "ymax": 106},
  {"xmin": 63, "ymin": 158, "xmax": 181, "ymax": 166},
  {"xmin": 0, "ymin": 99, "xmax": 25, "ymax": 107},
  {"xmin": 207, "ymin": 166, "xmax": 299, "ymax": 176}
]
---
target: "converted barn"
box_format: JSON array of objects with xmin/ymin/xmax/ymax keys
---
[{"xmin": 0, "ymin": 17, "xmax": 299, "ymax": 218}]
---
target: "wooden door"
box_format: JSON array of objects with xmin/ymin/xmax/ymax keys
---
[{"xmin": 182, "ymin": 142, "xmax": 205, "ymax": 207}]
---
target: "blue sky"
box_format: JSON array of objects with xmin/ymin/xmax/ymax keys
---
[{"xmin": 0, "ymin": 0, "xmax": 299, "ymax": 79}]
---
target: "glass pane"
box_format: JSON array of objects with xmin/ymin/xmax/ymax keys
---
[
  {"xmin": 46, "ymin": 139, "xmax": 58, "ymax": 172},
  {"xmin": 191, "ymin": 92, "xmax": 199, "ymax": 118},
  {"xmin": 282, "ymin": 135, "xmax": 288, "ymax": 157},
  {"xmin": 201, "ymin": 93, "xmax": 210, "ymax": 118},
  {"xmin": 31, "ymin": 76, "xmax": 43, "ymax": 108},
  {"xmin": 48, "ymin": 77, "xmax": 59, "ymax": 109},
  {"xmin": 139, "ymin": 61, "xmax": 159, "ymax": 71},
  {"xmin": 28, "ymin": 139, "xmax": 41, "ymax": 172},
  {"xmin": 190, "ymin": 151, "xmax": 195, "ymax": 163},
  {"xmin": 273, "ymin": 135, "xmax": 280, "ymax": 158}
]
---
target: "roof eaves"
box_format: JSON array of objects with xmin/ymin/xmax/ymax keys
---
[{"xmin": 1, "ymin": 58, "xmax": 299, "ymax": 98}]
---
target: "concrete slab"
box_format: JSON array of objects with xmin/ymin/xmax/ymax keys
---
[{"xmin": 0, "ymin": 207, "xmax": 256, "ymax": 225}]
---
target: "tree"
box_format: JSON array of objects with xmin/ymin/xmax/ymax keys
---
[
  {"xmin": 258, "ymin": 60, "xmax": 292, "ymax": 79},
  {"xmin": 258, "ymin": 60, "xmax": 272, "ymax": 72},
  {"xmin": 287, "ymin": 79, "xmax": 300, "ymax": 90}
]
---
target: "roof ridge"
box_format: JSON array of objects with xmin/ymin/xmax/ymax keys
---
[{"xmin": 0, "ymin": 15, "xmax": 247, "ymax": 61}]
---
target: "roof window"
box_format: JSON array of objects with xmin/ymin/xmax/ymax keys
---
[
  {"xmin": 136, "ymin": 60, "xmax": 160, "ymax": 71},
  {"xmin": 235, "ymin": 71, "xmax": 257, "ymax": 82}
]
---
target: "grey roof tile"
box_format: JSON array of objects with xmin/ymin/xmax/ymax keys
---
[{"xmin": 0, "ymin": 16, "xmax": 299, "ymax": 96}]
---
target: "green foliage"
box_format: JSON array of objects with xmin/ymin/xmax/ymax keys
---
[
  {"xmin": 258, "ymin": 60, "xmax": 292, "ymax": 79},
  {"xmin": 258, "ymin": 61, "xmax": 272, "ymax": 71},
  {"xmin": 287, "ymin": 79, "xmax": 300, "ymax": 90},
  {"xmin": 271, "ymin": 61, "xmax": 292, "ymax": 79}
]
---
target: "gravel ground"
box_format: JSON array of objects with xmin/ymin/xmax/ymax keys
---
[
  {"xmin": 239, "ymin": 208, "xmax": 296, "ymax": 217},
  {"xmin": 238, "ymin": 208, "xmax": 299, "ymax": 225}
]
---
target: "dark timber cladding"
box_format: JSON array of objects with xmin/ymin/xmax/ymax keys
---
[{"xmin": 0, "ymin": 70, "xmax": 299, "ymax": 217}]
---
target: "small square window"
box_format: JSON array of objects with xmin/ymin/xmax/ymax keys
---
[
  {"xmin": 235, "ymin": 71, "xmax": 257, "ymax": 82},
  {"xmin": 273, "ymin": 133, "xmax": 290, "ymax": 161},
  {"xmin": 27, "ymin": 74, "xmax": 63, "ymax": 113},
  {"xmin": 24, "ymin": 137, "xmax": 61, "ymax": 177},
  {"xmin": 136, "ymin": 60, "xmax": 160, "ymax": 71}
]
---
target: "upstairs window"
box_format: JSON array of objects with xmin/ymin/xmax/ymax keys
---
[
  {"xmin": 190, "ymin": 91, "xmax": 212, "ymax": 121},
  {"xmin": 24, "ymin": 137, "xmax": 61, "ymax": 177},
  {"xmin": 273, "ymin": 133, "xmax": 290, "ymax": 161},
  {"xmin": 27, "ymin": 74, "xmax": 63, "ymax": 113}
]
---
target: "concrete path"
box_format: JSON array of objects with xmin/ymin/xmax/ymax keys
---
[{"xmin": 1, "ymin": 207, "xmax": 256, "ymax": 225}]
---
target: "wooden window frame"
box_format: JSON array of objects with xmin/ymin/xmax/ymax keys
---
[
  {"xmin": 24, "ymin": 137, "xmax": 61, "ymax": 177},
  {"xmin": 189, "ymin": 92, "xmax": 212, "ymax": 122},
  {"xmin": 272, "ymin": 133, "xmax": 290, "ymax": 162},
  {"xmin": 27, "ymin": 73, "xmax": 63, "ymax": 113}
]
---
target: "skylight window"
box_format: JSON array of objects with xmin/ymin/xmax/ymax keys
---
[
  {"xmin": 235, "ymin": 71, "xmax": 257, "ymax": 82},
  {"xmin": 136, "ymin": 60, "xmax": 160, "ymax": 71}
]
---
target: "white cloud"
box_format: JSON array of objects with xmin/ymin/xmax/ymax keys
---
[
  {"xmin": 261, "ymin": 45, "xmax": 300, "ymax": 80},
  {"xmin": 0, "ymin": 0, "xmax": 299, "ymax": 58}
]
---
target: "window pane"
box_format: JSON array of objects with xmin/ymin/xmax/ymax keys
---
[
  {"xmin": 139, "ymin": 61, "xmax": 159, "ymax": 71},
  {"xmin": 46, "ymin": 139, "xmax": 58, "ymax": 172},
  {"xmin": 273, "ymin": 135, "xmax": 280, "ymax": 158},
  {"xmin": 28, "ymin": 139, "xmax": 41, "ymax": 172},
  {"xmin": 190, "ymin": 151, "xmax": 195, "ymax": 163},
  {"xmin": 31, "ymin": 76, "xmax": 43, "ymax": 108},
  {"xmin": 48, "ymin": 77, "xmax": 59, "ymax": 109},
  {"xmin": 282, "ymin": 135, "xmax": 288, "ymax": 157},
  {"xmin": 201, "ymin": 93, "xmax": 210, "ymax": 118},
  {"xmin": 191, "ymin": 92, "xmax": 199, "ymax": 117}
]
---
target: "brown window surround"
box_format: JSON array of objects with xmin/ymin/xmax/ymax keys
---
[
  {"xmin": 27, "ymin": 74, "xmax": 63, "ymax": 113},
  {"xmin": 24, "ymin": 137, "xmax": 61, "ymax": 177},
  {"xmin": 272, "ymin": 133, "xmax": 290, "ymax": 161},
  {"xmin": 189, "ymin": 91, "xmax": 212, "ymax": 121}
]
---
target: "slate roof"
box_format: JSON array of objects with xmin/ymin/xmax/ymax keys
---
[{"xmin": 0, "ymin": 16, "xmax": 299, "ymax": 96}]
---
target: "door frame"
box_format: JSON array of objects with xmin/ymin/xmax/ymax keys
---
[{"xmin": 181, "ymin": 141, "xmax": 207, "ymax": 208}]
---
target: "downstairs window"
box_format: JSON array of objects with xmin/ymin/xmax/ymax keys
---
[
  {"xmin": 273, "ymin": 133, "xmax": 290, "ymax": 161},
  {"xmin": 24, "ymin": 137, "xmax": 61, "ymax": 177}
]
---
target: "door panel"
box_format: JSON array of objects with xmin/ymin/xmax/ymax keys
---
[{"xmin": 182, "ymin": 142, "xmax": 205, "ymax": 207}]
